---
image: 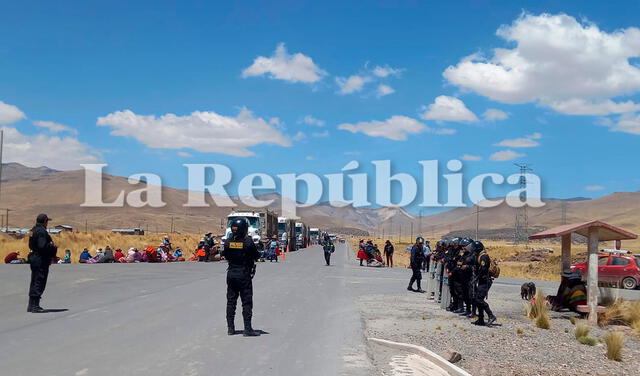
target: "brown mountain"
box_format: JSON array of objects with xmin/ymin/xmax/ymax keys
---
[{"xmin": 1, "ymin": 164, "xmax": 638, "ymax": 248}]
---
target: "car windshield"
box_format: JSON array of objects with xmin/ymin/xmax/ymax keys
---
[{"xmin": 227, "ymin": 216, "xmax": 259, "ymax": 227}]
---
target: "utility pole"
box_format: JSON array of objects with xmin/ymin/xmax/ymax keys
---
[
  {"xmin": 398, "ymin": 224, "xmax": 401, "ymax": 242},
  {"xmin": 410, "ymin": 222, "xmax": 413, "ymax": 243},
  {"xmin": 474, "ymin": 206, "xmax": 482, "ymax": 240},
  {"xmin": 170, "ymin": 215, "xmax": 174, "ymax": 233},
  {"xmin": 1, "ymin": 208, "xmax": 11, "ymax": 232},
  {"xmin": 513, "ymin": 163, "xmax": 533, "ymax": 245},
  {"xmin": 85, "ymin": 219, "xmax": 88, "ymax": 233}
]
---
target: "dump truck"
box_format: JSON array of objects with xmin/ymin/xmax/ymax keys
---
[
  {"xmin": 223, "ymin": 209, "xmax": 278, "ymax": 249},
  {"xmin": 278, "ymin": 217, "xmax": 297, "ymax": 252},
  {"xmin": 295, "ymin": 222, "xmax": 310, "ymax": 249},
  {"xmin": 309, "ymin": 228, "xmax": 320, "ymax": 244}
]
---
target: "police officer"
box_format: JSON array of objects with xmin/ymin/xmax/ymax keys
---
[
  {"xmin": 458, "ymin": 237, "xmax": 475, "ymax": 317},
  {"xmin": 407, "ymin": 237, "xmax": 426, "ymax": 293},
  {"xmin": 27, "ymin": 213, "xmax": 57, "ymax": 313},
  {"xmin": 467, "ymin": 240, "xmax": 497, "ymax": 326},
  {"xmin": 204, "ymin": 232, "xmax": 214, "ymax": 262},
  {"xmin": 221, "ymin": 218, "xmax": 261, "ymax": 336},
  {"xmin": 323, "ymin": 238, "xmax": 335, "ymax": 266},
  {"xmin": 444, "ymin": 238, "xmax": 461, "ymax": 311}
]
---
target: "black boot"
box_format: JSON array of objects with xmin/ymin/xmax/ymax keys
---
[
  {"xmin": 243, "ymin": 321, "xmax": 260, "ymax": 337},
  {"xmin": 472, "ymin": 319, "xmax": 486, "ymax": 326},
  {"xmin": 416, "ymin": 281, "xmax": 425, "ymax": 293},
  {"xmin": 28, "ymin": 297, "xmax": 44, "ymax": 313}
]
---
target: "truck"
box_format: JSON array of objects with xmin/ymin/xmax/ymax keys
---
[
  {"xmin": 309, "ymin": 228, "xmax": 320, "ymax": 244},
  {"xmin": 278, "ymin": 217, "xmax": 297, "ymax": 252},
  {"xmin": 295, "ymin": 222, "xmax": 310, "ymax": 249},
  {"xmin": 223, "ymin": 209, "xmax": 278, "ymax": 249}
]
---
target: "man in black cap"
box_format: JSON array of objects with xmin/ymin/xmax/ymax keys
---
[
  {"xmin": 27, "ymin": 214, "xmax": 57, "ymax": 313},
  {"xmin": 407, "ymin": 237, "xmax": 426, "ymax": 292}
]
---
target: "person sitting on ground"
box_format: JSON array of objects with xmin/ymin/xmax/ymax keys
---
[
  {"xmin": 195, "ymin": 240, "xmax": 207, "ymax": 262},
  {"xmin": 114, "ymin": 248, "xmax": 125, "ymax": 263},
  {"xmin": 99, "ymin": 246, "xmax": 115, "ymax": 263},
  {"xmin": 162, "ymin": 236, "xmax": 172, "ymax": 251},
  {"xmin": 79, "ymin": 248, "xmax": 92, "ymax": 263},
  {"xmin": 57, "ymin": 249, "xmax": 71, "ymax": 264},
  {"xmin": 173, "ymin": 247, "xmax": 184, "ymax": 261},
  {"xmin": 4, "ymin": 251, "xmax": 27, "ymax": 264}
]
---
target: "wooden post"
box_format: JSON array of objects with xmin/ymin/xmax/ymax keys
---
[
  {"xmin": 587, "ymin": 226, "xmax": 600, "ymax": 324},
  {"xmin": 561, "ymin": 234, "xmax": 572, "ymax": 273}
]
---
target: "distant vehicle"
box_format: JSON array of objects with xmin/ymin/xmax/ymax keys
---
[
  {"xmin": 278, "ymin": 217, "xmax": 296, "ymax": 252},
  {"xmin": 570, "ymin": 251, "xmax": 640, "ymax": 290},
  {"xmin": 223, "ymin": 210, "xmax": 277, "ymax": 249},
  {"xmin": 112, "ymin": 228, "xmax": 145, "ymax": 235},
  {"xmin": 295, "ymin": 222, "xmax": 310, "ymax": 249},
  {"xmin": 309, "ymin": 228, "xmax": 320, "ymax": 244}
]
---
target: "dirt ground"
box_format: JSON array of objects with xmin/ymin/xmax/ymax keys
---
[{"xmin": 359, "ymin": 286, "xmax": 640, "ymax": 376}]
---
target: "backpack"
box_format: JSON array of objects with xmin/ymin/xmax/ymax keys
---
[{"xmin": 478, "ymin": 251, "xmax": 500, "ymax": 278}]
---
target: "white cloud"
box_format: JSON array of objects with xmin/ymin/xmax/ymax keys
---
[
  {"xmin": 292, "ymin": 131, "xmax": 306, "ymax": 141},
  {"xmin": 482, "ymin": 109, "xmax": 509, "ymax": 121},
  {"xmin": 338, "ymin": 116, "xmax": 428, "ymax": 141},
  {"xmin": 0, "ymin": 101, "xmax": 26, "ymax": 125},
  {"xmin": 547, "ymin": 99, "xmax": 640, "ymax": 115},
  {"xmin": 177, "ymin": 151, "xmax": 193, "ymax": 157},
  {"xmin": 461, "ymin": 154, "xmax": 482, "ymax": 161},
  {"xmin": 490, "ymin": 149, "xmax": 525, "ymax": 161},
  {"xmin": 33, "ymin": 120, "xmax": 78, "ymax": 135},
  {"xmin": 311, "ymin": 130, "xmax": 329, "ymax": 138},
  {"xmin": 372, "ymin": 65, "xmax": 403, "ymax": 78},
  {"xmin": 376, "ymin": 84, "xmax": 395, "ymax": 97},
  {"xmin": 421, "ymin": 95, "xmax": 478, "ymax": 123},
  {"xmin": 443, "ymin": 13, "xmax": 640, "ymax": 116},
  {"xmin": 336, "ymin": 75, "xmax": 371, "ymax": 94},
  {"xmin": 302, "ymin": 115, "xmax": 325, "ymax": 127},
  {"xmin": 604, "ymin": 112, "xmax": 640, "ymax": 135},
  {"xmin": 242, "ymin": 43, "xmax": 326, "ymax": 83},
  {"xmin": 585, "ymin": 185, "xmax": 604, "ymax": 191},
  {"xmin": 0, "ymin": 126, "xmax": 100, "ymax": 170},
  {"xmin": 97, "ymin": 108, "xmax": 291, "ymax": 157},
  {"xmin": 305, "ymin": 155, "xmax": 314, "ymax": 160},
  {"xmin": 495, "ymin": 132, "xmax": 542, "ymax": 148}
]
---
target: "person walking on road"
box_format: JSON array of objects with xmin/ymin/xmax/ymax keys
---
[
  {"xmin": 27, "ymin": 214, "xmax": 57, "ymax": 313},
  {"xmin": 221, "ymin": 218, "xmax": 261, "ymax": 337},
  {"xmin": 407, "ymin": 237, "xmax": 426, "ymax": 293},
  {"xmin": 383, "ymin": 240, "xmax": 394, "ymax": 267},
  {"xmin": 323, "ymin": 238, "xmax": 335, "ymax": 266},
  {"xmin": 467, "ymin": 240, "xmax": 497, "ymax": 326}
]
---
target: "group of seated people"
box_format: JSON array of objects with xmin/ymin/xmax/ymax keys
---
[
  {"xmin": 356, "ymin": 239, "xmax": 384, "ymax": 267},
  {"xmin": 77, "ymin": 245, "xmax": 187, "ymax": 263}
]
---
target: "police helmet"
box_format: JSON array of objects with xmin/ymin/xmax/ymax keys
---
[
  {"xmin": 465, "ymin": 240, "xmax": 485, "ymax": 253},
  {"xmin": 415, "ymin": 236, "xmax": 425, "ymax": 244},
  {"xmin": 450, "ymin": 237, "xmax": 460, "ymax": 247},
  {"xmin": 230, "ymin": 217, "xmax": 249, "ymax": 238},
  {"xmin": 459, "ymin": 237, "xmax": 473, "ymax": 248}
]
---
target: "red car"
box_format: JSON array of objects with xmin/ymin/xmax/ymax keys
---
[{"xmin": 570, "ymin": 253, "xmax": 640, "ymax": 290}]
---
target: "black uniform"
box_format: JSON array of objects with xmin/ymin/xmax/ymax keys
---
[
  {"xmin": 222, "ymin": 235, "xmax": 260, "ymax": 333},
  {"xmin": 460, "ymin": 250, "xmax": 476, "ymax": 315},
  {"xmin": 474, "ymin": 252, "xmax": 496, "ymax": 324},
  {"xmin": 408, "ymin": 245, "xmax": 425, "ymax": 291},
  {"xmin": 323, "ymin": 243, "xmax": 335, "ymax": 265},
  {"xmin": 445, "ymin": 247, "xmax": 461, "ymax": 310},
  {"xmin": 28, "ymin": 223, "xmax": 56, "ymax": 311}
]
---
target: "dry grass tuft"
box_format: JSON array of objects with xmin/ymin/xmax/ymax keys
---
[
  {"xmin": 604, "ymin": 331, "xmax": 625, "ymax": 361},
  {"xmin": 575, "ymin": 323, "xmax": 590, "ymax": 339},
  {"xmin": 569, "ymin": 316, "xmax": 577, "ymax": 325},
  {"xmin": 599, "ymin": 299, "xmax": 640, "ymax": 332},
  {"xmin": 525, "ymin": 289, "xmax": 552, "ymax": 329},
  {"xmin": 577, "ymin": 336, "xmax": 598, "ymax": 346},
  {"xmin": 516, "ymin": 328, "xmax": 524, "ymax": 335}
]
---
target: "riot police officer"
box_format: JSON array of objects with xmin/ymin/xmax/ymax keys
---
[
  {"xmin": 221, "ymin": 218, "xmax": 261, "ymax": 336},
  {"xmin": 407, "ymin": 237, "xmax": 426, "ymax": 293},
  {"xmin": 323, "ymin": 239, "xmax": 335, "ymax": 266},
  {"xmin": 27, "ymin": 213, "xmax": 57, "ymax": 313},
  {"xmin": 444, "ymin": 238, "xmax": 462, "ymax": 311},
  {"xmin": 458, "ymin": 237, "xmax": 475, "ymax": 317},
  {"xmin": 467, "ymin": 240, "xmax": 497, "ymax": 326}
]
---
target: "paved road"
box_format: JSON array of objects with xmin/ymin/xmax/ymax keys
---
[
  {"xmin": 3, "ymin": 245, "xmax": 638, "ymax": 376},
  {"xmin": 0, "ymin": 244, "xmax": 407, "ymax": 376}
]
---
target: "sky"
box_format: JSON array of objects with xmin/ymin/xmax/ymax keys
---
[{"xmin": 1, "ymin": 0, "xmax": 640, "ymax": 214}]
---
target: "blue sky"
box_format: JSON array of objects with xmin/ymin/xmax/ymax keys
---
[{"xmin": 1, "ymin": 0, "xmax": 639, "ymax": 213}]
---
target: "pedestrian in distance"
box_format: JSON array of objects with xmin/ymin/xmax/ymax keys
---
[
  {"xmin": 27, "ymin": 214, "xmax": 57, "ymax": 313},
  {"xmin": 221, "ymin": 217, "xmax": 261, "ymax": 337},
  {"xmin": 407, "ymin": 237, "xmax": 426, "ymax": 293},
  {"xmin": 323, "ymin": 238, "xmax": 335, "ymax": 266},
  {"xmin": 384, "ymin": 240, "xmax": 394, "ymax": 267}
]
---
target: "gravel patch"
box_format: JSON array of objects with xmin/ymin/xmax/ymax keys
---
[{"xmin": 359, "ymin": 286, "xmax": 640, "ymax": 376}]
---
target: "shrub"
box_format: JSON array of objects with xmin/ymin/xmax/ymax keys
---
[
  {"xmin": 604, "ymin": 331, "xmax": 624, "ymax": 361},
  {"xmin": 577, "ymin": 336, "xmax": 598, "ymax": 346},
  {"xmin": 569, "ymin": 316, "xmax": 577, "ymax": 325},
  {"xmin": 575, "ymin": 323, "xmax": 590, "ymax": 339}
]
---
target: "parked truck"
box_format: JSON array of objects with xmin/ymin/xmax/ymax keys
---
[
  {"xmin": 295, "ymin": 222, "xmax": 310, "ymax": 249},
  {"xmin": 309, "ymin": 228, "xmax": 320, "ymax": 245},
  {"xmin": 223, "ymin": 209, "xmax": 278, "ymax": 249},
  {"xmin": 278, "ymin": 217, "xmax": 297, "ymax": 252}
]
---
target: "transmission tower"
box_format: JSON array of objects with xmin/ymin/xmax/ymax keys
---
[{"xmin": 513, "ymin": 163, "xmax": 533, "ymax": 244}]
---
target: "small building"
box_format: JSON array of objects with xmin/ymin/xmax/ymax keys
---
[
  {"xmin": 112, "ymin": 228, "xmax": 145, "ymax": 235},
  {"xmin": 55, "ymin": 225, "xmax": 73, "ymax": 232}
]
